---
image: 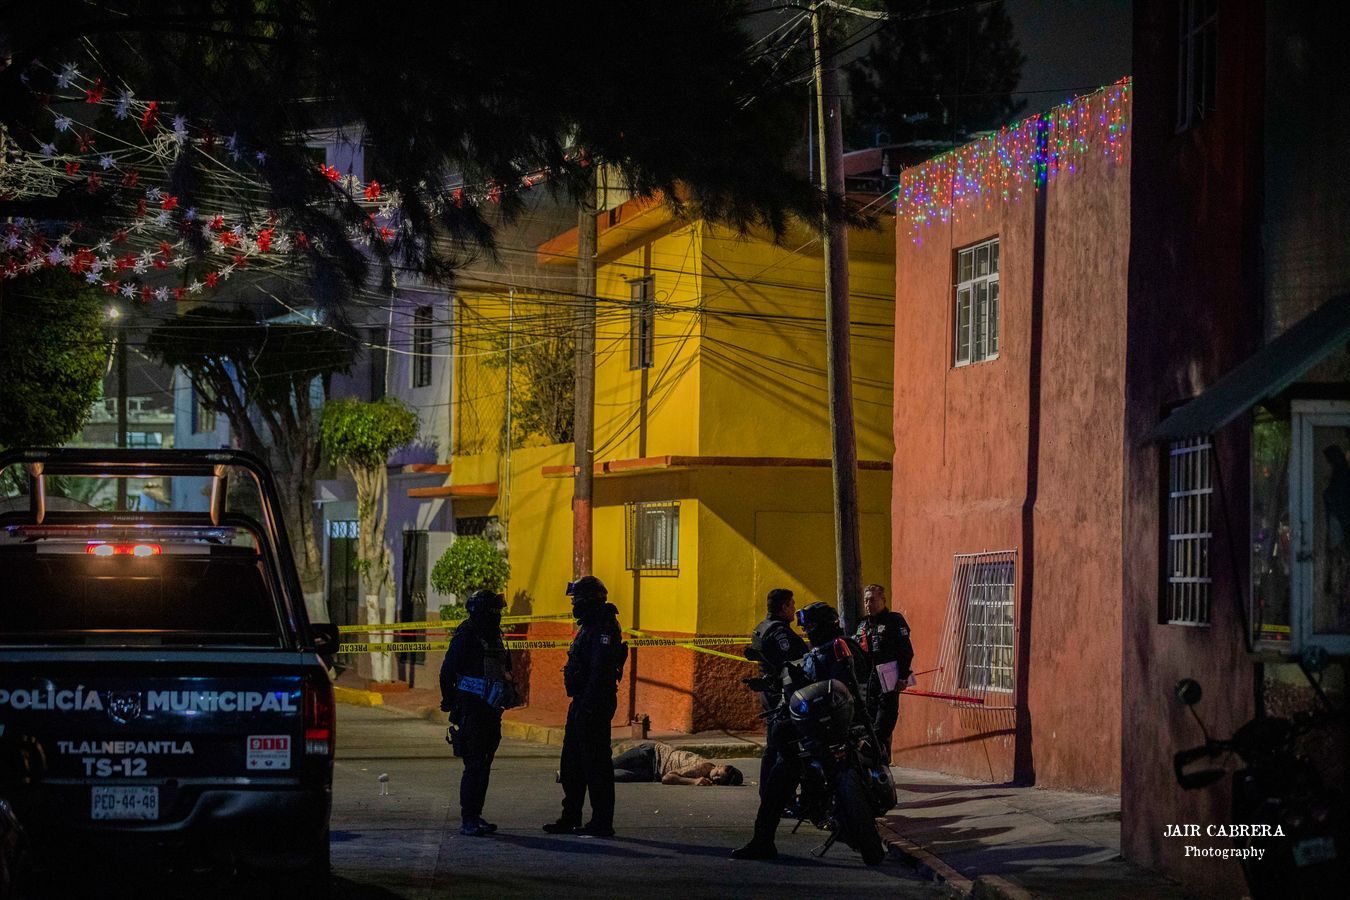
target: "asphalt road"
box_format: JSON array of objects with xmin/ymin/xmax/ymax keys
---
[{"xmin": 330, "ymin": 704, "xmax": 944, "ymax": 899}]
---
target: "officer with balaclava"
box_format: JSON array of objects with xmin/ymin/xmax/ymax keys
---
[
  {"xmin": 733, "ymin": 600, "xmax": 868, "ymax": 861},
  {"xmin": 439, "ymin": 588, "xmax": 517, "ymax": 836},
  {"xmin": 543, "ymin": 575, "xmax": 627, "ymax": 837}
]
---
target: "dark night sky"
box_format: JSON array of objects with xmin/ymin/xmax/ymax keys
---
[{"xmin": 1005, "ymin": 0, "xmax": 1133, "ymax": 113}]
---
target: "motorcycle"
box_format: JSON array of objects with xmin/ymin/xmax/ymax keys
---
[
  {"xmin": 745, "ymin": 642, "xmax": 896, "ymax": 864},
  {"xmin": 1173, "ymin": 664, "xmax": 1347, "ymax": 899},
  {"xmin": 0, "ymin": 734, "xmax": 44, "ymax": 900}
]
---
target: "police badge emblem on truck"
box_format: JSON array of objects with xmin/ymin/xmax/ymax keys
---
[{"xmin": 107, "ymin": 692, "xmax": 143, "ymax": 725}]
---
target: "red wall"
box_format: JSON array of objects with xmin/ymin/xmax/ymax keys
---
[
  {"xmin": 1121, "ymin": 1, "xmax": 1264, "ymax": 891},
  {"xmin": 891, "ymin": 104, "xmax": 1131, "ymax": 792}
]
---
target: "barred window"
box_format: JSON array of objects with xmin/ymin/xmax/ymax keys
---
[
  {"xmin": 629, "ymin": 276, "xmax": 655, "ymax": 370},
  {"xmin": 412, "ymin": 306, "xmax": 433, "ymax": 388},
  {"xmin": 953, "ymin": 551, "xmax": 1016, "ymax": 692},
  {"xmin": 1167, "ymin": 437, "xmax": 1212, "ymax": 625},
  {"xmin": 624, "ymin": 501, "xmax": 678, "ymax": 571},
  {"xmin": 954, "ymin": 238, "xmax": 1000, "ymax": 366}
]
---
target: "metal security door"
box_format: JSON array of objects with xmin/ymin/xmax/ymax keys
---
[{"xmin": 399, "ymin": 531, "xmax": 429, "ymax": 676}]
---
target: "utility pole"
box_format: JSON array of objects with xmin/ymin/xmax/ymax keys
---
[
  {"xmin": 812, "ymin": 2, "xmax": 863, "ymax": 633},
  {"xmin": 572, "ymin": 167, "xmax": 599, "ymax": 579}
]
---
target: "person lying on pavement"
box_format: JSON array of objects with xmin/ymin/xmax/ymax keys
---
[{"xmin": 611, "ymin": 740, "xmax": 744, "ymax": 786}]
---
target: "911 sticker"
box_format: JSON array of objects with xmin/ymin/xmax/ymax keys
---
[{"xmin": 246, "ymin": 735, "xmax": 291, "ymax": 770}]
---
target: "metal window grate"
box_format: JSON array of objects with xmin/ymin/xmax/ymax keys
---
[
  {"xmin": 958, "ymin": 553, "xmax": 1016, "ymax": 692},
  {"xmin": 624, "ymin": 500, "xmax": 679, "ymax": 571},
  {"xmin": 629, "ymin": 277, "xmax": 655, "ymax": 370},
  {"xmin": 954, "ymin": 238, "xmax": 1000, "ymax": 366},
  {"xmin": 1167, "ymin": 437, "xmax": 1212, "ymax": 625}
]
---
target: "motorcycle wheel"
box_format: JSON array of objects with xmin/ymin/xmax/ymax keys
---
[{"xmin": 835, "ymin": 768, "xmax": 887, "ymax": 866}]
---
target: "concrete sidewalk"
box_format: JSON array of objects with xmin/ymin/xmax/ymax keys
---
[{"xmin": 882, "ymin": 769, "xmax": 1188, "ymax": 898}]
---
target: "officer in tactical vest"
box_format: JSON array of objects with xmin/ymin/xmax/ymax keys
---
[
  {"xmin": 543, "ymin": 575, "xmax": 628, "ymax": 837},
  {"xmin": 747, "ymin": 588, "xmax": 807, "ymax": 802},
  {"xmin": 439, "ymin": 589, "xmax": 520, "ymax": 836}
]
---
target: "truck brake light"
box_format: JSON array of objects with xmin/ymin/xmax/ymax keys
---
[
  {"xmin": 303, "ymin": 676, "xmax": 335, "ymax": 755},
  {"xmin": 86, "ymin": 542, "xmax": 161, "ymax": 556}
]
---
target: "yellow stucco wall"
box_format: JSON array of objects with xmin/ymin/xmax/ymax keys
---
[
  {"xmin": 448, "ymin": 211, "xmax": 895, "ymax": 642},
  {"xmin": 694, "ymin": 467, "xmax": 893, "ymax": 636},
  {"xmin": 699, "ymin": 219, "xmax": 896, "ymax": 462}
]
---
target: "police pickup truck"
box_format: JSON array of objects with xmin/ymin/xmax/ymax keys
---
[{"xmin": 0, "ymin": 449, "xmax": 338, "ymax": 881}]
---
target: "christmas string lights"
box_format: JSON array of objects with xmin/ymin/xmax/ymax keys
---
[{"xmin": 895, "ymin": 78, "xmax": 1131, "ymax": 241}]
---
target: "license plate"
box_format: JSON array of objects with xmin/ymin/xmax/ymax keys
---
[{"xmin": 91, "ymin": 786, "xmax": 159, "ymax": 820}]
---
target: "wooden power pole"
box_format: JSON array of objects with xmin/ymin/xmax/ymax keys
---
[
  {"xmin": 812, "ymin": 4, "xmax": 863, "ymax": 633},
  {"xmin": 572, "ymin": 169, "xmax": 599, "ymax": 579}
]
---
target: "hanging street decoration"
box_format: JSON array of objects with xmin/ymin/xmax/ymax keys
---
[
  {"xmin": 1, "ymin": 55, "xmax": 574, "ymax": 302},
  {"xmin": 895, "ymin": 78, "xmax": 1131, "ymax": 241}
]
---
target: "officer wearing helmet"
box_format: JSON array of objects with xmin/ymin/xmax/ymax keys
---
[
  {"xmin": 439, "ymin": 588, "xmax": 520, "ymax": 836},
  {"xmin": 733, "ymin": 600, "xmax": 869, "ymax": 860},
  {"xmin": 543, "ymin": 575, "xmax": 627, "ymax": 837}
]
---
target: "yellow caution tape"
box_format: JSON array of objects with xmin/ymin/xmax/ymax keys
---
[
  {"xmin": 336, "ymin": 627, "xmax": 752, "ymax": 663},
  {"xmin": 337, "ymin": 613, "xmax": 575, "ymax": 634}
]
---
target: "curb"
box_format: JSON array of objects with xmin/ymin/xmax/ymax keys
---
[
  {"xmin": 333, "ymin": 686, "xmax": 384, "ymax": 707},
  {"xmin": 879, "ymin": 822, "xmax": 1032, "ymax": 900}
]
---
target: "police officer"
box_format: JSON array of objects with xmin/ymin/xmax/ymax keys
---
[
  {"xmin": 439, "ymin": 589, "xmax": 517, "ymax": 837},
  {"xmin": 854, "ymin": 584, "xmax": 914, "ymax": 763},
  {"xmin": 543, "ymin": 575, "xmax": 627, "ymax": 837},
  {"xmin": 747, "ymin": 589, "xmax": 807, "ymax": 803},
  {"xmin": 734, "ymin": 600, "xmax": 871, "ymax": 861}
]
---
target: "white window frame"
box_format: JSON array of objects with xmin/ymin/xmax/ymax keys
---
[
  {"xmin": 629, "ymin": 276, "xmax": 655, "ymax": 370},
  {"xmin": 1166, "ymin": 436, "xmax": 1213, "ymax": 626},
  {"xmin": 1176, "ymin": 0, "xmax": 1218, "ymax": 132},
  {"xmin": 624, "ymin": 500, "xmax": 678, "ymax": 571},
  {"xmin": 953, "ymin": 238, "xmax": 1000, "ymax": 367}
]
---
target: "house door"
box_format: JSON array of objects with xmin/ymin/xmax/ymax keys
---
[
  {"xmin": 399, "ymin": 530, "xmax": 430, "ymax": 679},
  {"xmin": 1290, "ymin": 401, "xmax": 1350, "ymax": 656}
]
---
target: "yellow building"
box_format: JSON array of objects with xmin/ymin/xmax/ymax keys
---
[{"xmin": 433, "ymin": 193, "xmax": 896, "ymax": 731}]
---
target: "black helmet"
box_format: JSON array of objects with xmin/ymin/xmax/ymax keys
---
[
  {"xmin": 567, "ymin": 575, "xmax": 607, "ymax": 602},
  {"xmin": 465, "ymin": 589, "xmax": 506, "ymax": 616},
  {"xmin": 795, "ymin": 601, "xmax": 840, "ymax": 641}
]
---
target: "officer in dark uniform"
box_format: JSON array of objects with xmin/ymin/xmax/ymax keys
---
[
  {"xmin": 747, "ymin": 589, "xmax": 807, "ymax": 801},
  {"xmin": 439, "ymin": 589, "xmax": 518, "ymax": 836},
  {"xmin": 543, "ymin": 575, "xmax": 627, "ymax": 837},
  {"xmin": 854, "ymin": 583, "xmax": 914, "ymax": 763},
  {"xmin": 734, "ymin": 599, "xmax": 870, "ymax": 860}
]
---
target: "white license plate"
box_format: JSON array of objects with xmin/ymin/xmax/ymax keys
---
[{"xmin": 91, "ymin": 786, "xmax": 159, "ymax": 820}]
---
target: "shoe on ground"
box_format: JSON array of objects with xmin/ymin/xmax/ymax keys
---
[
  {"xmin": 572, "ymin": 822, "xmax": 615, "ymax": 837},
  {"xmin": 542, "ymin": 819, "xmax": 580, "ymax": 834},
  {"xmin": 731, "ymin": 840, "xmax": 778, "ymax": 860},
  {"xmin": 461, "ymin": 820, "xmax": 493, "ymax": 837},
  {"xmin": 472, "ymin": 817, "xmax": 498, "ymax": 834}
]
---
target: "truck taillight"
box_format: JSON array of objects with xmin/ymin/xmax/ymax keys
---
[
  {"xmin": 303, "ymin": 677, "xmax": 335, "ymax": 756},
  {"xmin": 86, "ymin": 542, "xmax": 161, "ymax": 556}
]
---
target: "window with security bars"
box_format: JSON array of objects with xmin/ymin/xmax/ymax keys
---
[
  {"xmin": 412, "ymin": 306, "xmax": 433, "ymax": 388},
  {"xmin": 1176, "ymin": 0, "xmax": 1217, "ymax": 132},
  {"xmin": 624, "ymin": 501, "xmax": 678, "ymax": 570},
  {"xmin": 1166, "ymin": 436, "xmax": 1212, "ymax": 625},
  {"xmin": 954, "ymin": 238, "xmax": 1000, "ymax": 366},
  {"xmin": 954, "ymin": 552, "xmax": 1016, "ymax": 692},
  {"xmin": 630, "ymin": 276, "xmax": 655, "ymax": 370}
]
